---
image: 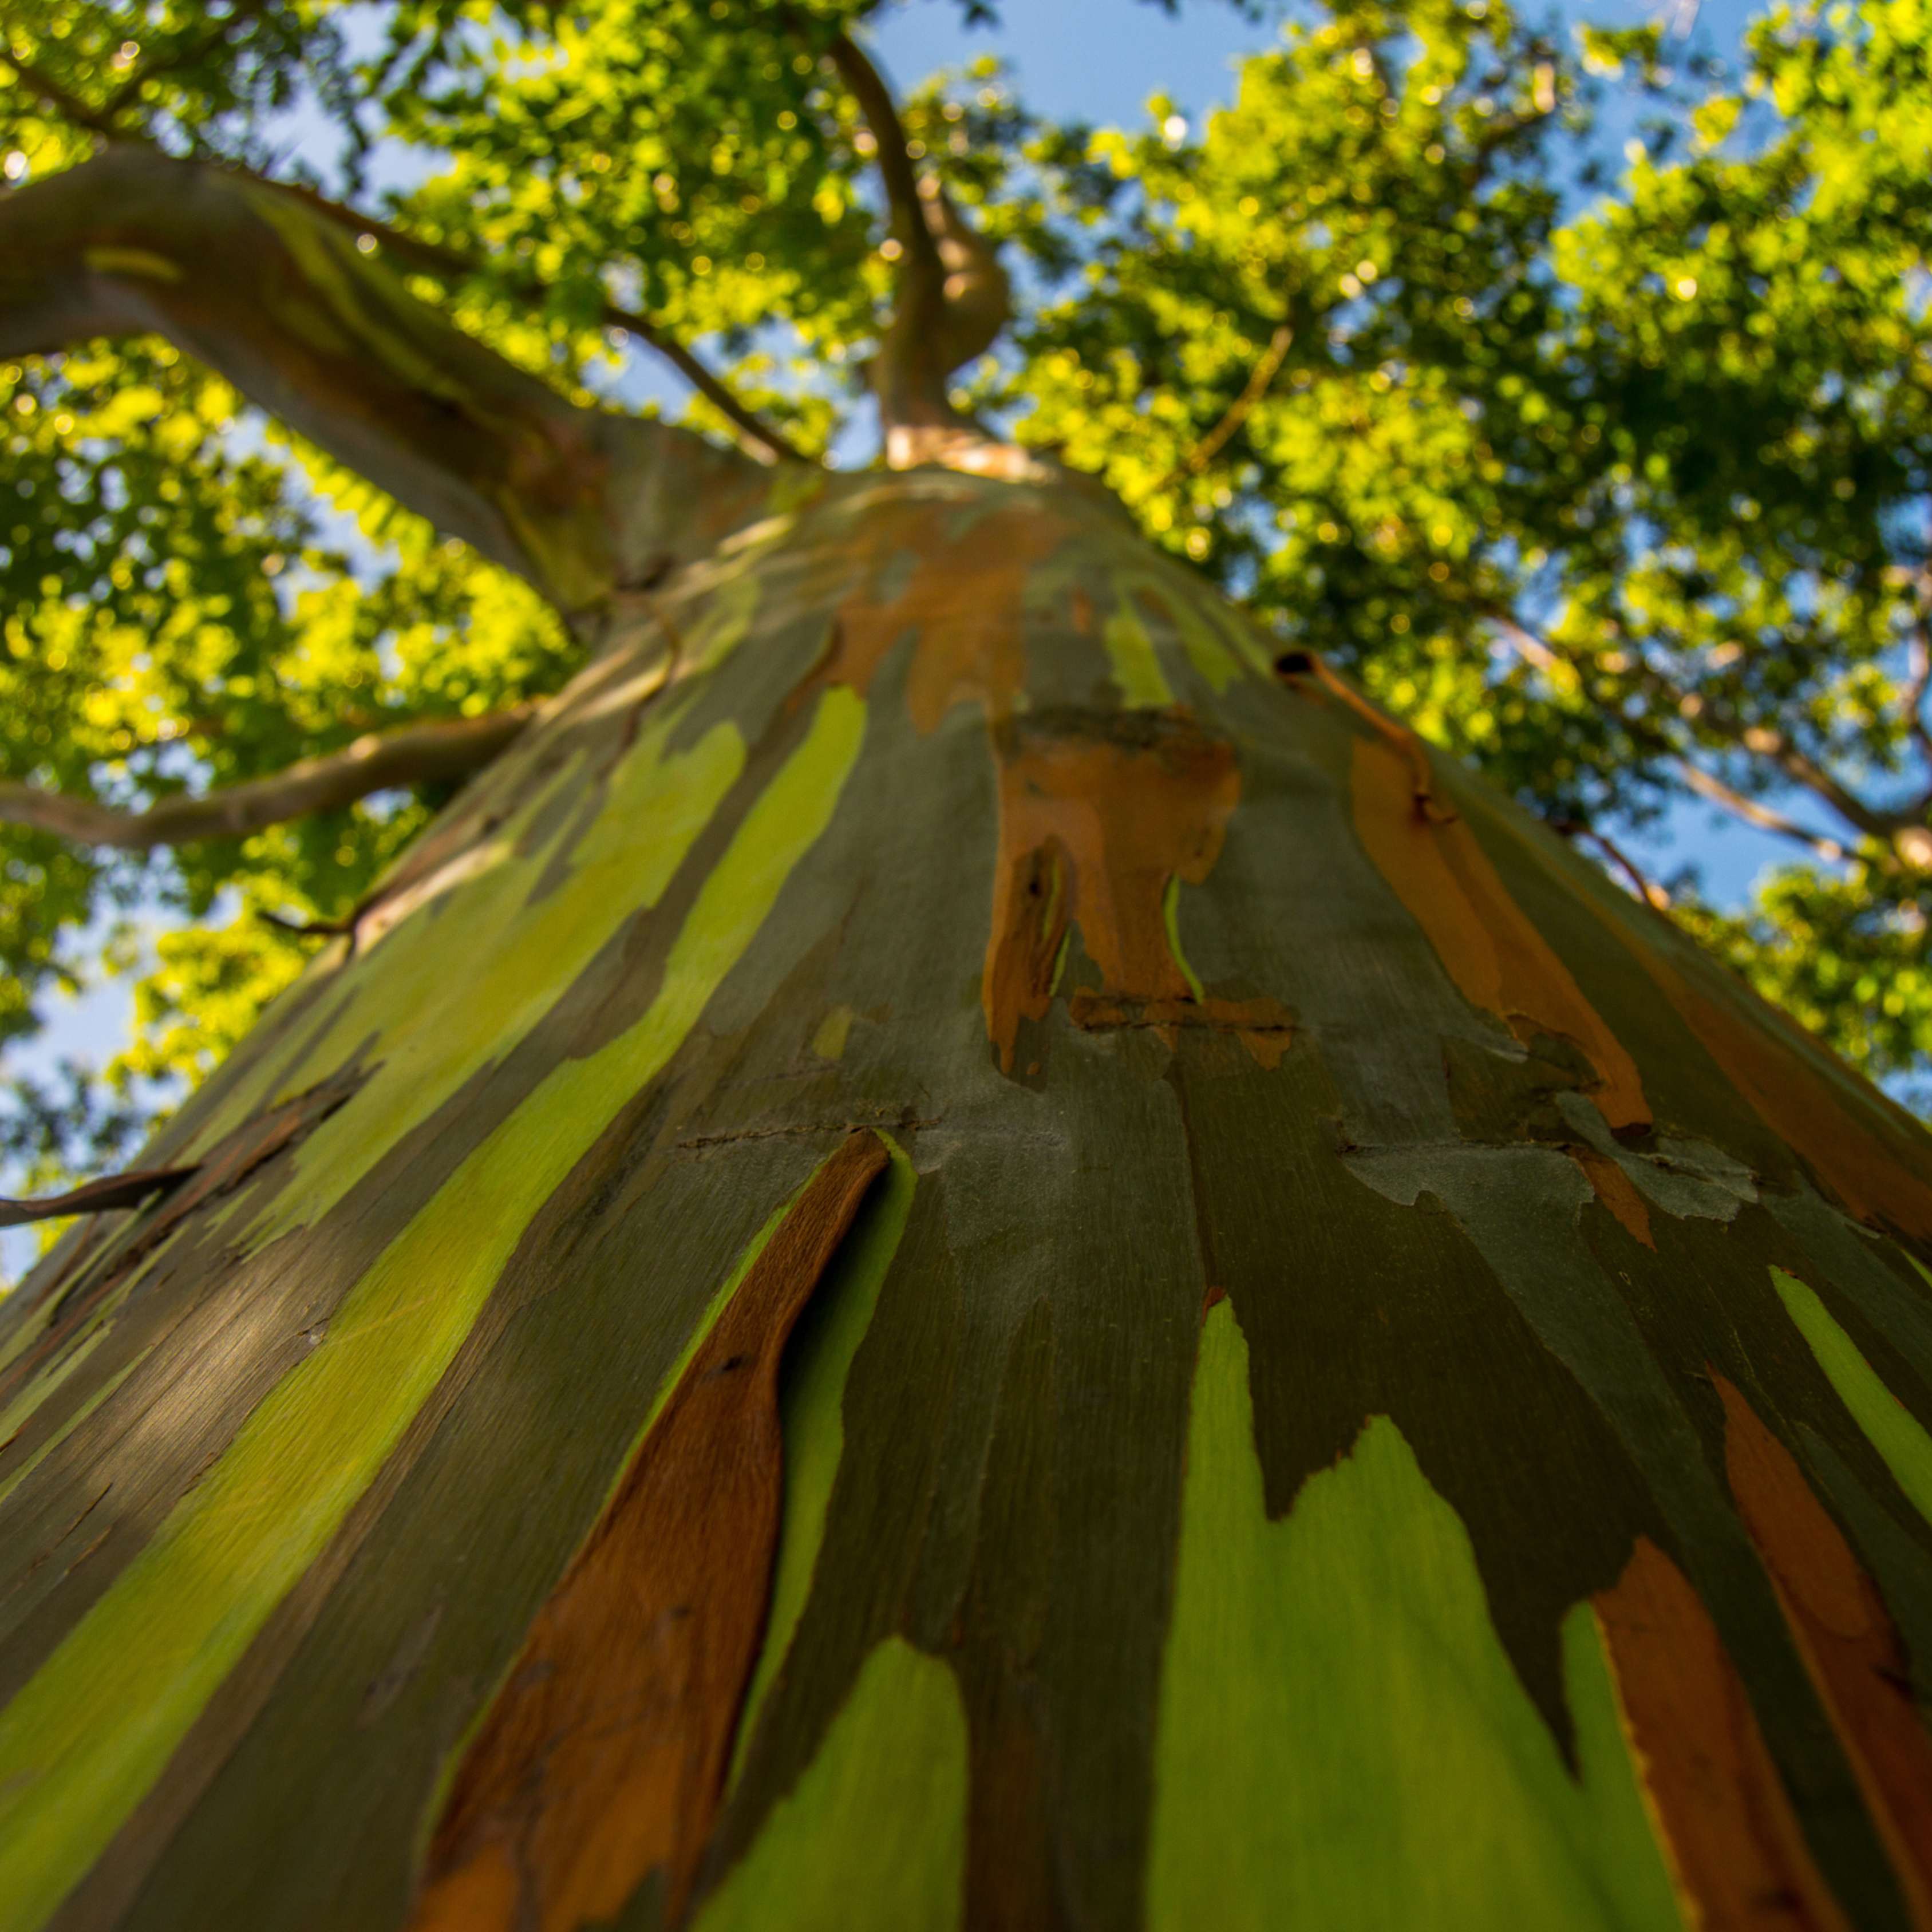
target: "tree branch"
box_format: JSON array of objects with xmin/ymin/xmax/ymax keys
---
[
  {"xmin": 0, "ymin": 706, "xmax": 536, "ymax": 852},
  {"xmin": 266, "ymin": 179, "xmax": 807, "ymax": 467},
  {"xmin": 1674, "ymin": 762, "xmax": 1849, "ymax": 863},
  {"xmin": 0, "ymin": 146, "xmax": 777, "ymax": 614},
  {"xmin": 1622, "ymin": 650, "xmax": 1884, "ymax": 838},
  {"xmin": 825, "ymin": 30, "xmax": 1013, "ymax": 467},
  {"xmin": 1491, "ymin": 610, "xmax": 1923, "ymax": 863},
  {"xmin": 826, "ymin": 31, "xmax": 943, "ymax": 306}
]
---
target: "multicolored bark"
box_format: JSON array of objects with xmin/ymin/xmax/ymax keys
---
[{"xmin": 1, "ymin": 465, "xmax": 1931, "ymax": 1931}]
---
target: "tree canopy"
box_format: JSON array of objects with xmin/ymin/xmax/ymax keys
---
[{"xmin": 1, "ymin": 0, "xmax": 1929, "ymax": 1212}]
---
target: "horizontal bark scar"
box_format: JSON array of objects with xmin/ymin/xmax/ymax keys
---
[
  {"xmin": 675, "ymin": 1110, "xmax": 941, "ymax": 1151},
  {"xmin": 1068, "ymin": 994, "xmax": 1295, "ymax": 1069}
]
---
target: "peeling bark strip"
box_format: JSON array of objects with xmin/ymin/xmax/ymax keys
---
[
  {"xmin": 1717, "ymin": 1377, "xmax": 1932, "ymax": 1925},
  {"xmin": 1595, "ymin": 1538, "xmax": 1852, "ymax": 1931},
  {"xmin": 410, "ymin": 1131, "xmax": 890, "ymax": 1932},
  {"xmin": 982, "ymin": 709, "xmax": 1290, "ymax": 1071}
]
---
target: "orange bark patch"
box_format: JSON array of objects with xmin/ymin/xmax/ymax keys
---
[
  {"xmin": 1349, "ymin": 737, "xmax": 1649, "ymax": 1132},
  {"xmin": 409, "ymin": 1132, "xmax": 891, "ymax": 1932},
  {"xmin": 981, "ymin": 712, "xmax": 1287, "ymax": 1072},
  {"xmin": 811, "ymin": 499, "xmax": 1068, "ymax": 732},
  {"xmin": 1571, "ymin": 1147, "xmax": 1655, "ymax": 1248},
  {"xmin": 1717, "ymin": 1375, "xmax": 1932, "ymax": 1927},
  {"xmin": 1595, "ymin": 1537, "xmax": 1851, "ymax": 1932}
]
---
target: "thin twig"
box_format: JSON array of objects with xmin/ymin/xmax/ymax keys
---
[
  {"xmin": 1556, "ymin": 818, "xmax": 1673, "ymax": 911},
  {"xmin": 1676, "ymin": 761, "xmax": 1848, "ymax": 862},
  {"xmin": 1492, "ymin": 609, "xmax": 1896, "ymax": 846},
  {"xmin": 258, "ymin": 908, "xmax": 356, "ymax": 940}
]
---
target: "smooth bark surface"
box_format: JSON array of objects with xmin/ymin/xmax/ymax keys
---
[{"xmin": 2, "ymin": 461, "xmax": 1932, "ymax": 1931}]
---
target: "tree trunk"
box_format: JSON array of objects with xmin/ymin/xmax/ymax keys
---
[{"xmin": 3, "ymin": 464, "xmax": 1932, "ymax": 1932}]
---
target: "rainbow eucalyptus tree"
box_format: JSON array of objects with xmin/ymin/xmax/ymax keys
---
[{"xmin": 2, "ymin": 2, "xmax": 1932, "ymax": 1929}]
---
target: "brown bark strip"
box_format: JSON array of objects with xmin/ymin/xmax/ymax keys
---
[
  {"xmin": 0, "ymin": 1166, "xmax": 195, "ymax": 1228},
  {"xmin": 1595, "ymin": 1537, "xmax": 1852, "ymax": 1931},
  {"xmin": 409, "ymin": 1130, "xmax": 891, "ymax": 1932},
  {"xmin": 1717, "ymin": 1376, "xmax": 1932, "ymax": 1927},
  {"xmin": 981, "ymin": 711, "xmax": 1290, "ymax": 1071},
  {"xmin": 1350, "ymin": 737, "xmax": 1650, "ymax": 1131},
  {"xmin": 1569, "ymin": 1147, "xmax": 1655, "ymax": 1248}
]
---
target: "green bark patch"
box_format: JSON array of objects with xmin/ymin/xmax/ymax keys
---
[
  {"xmin": 1774, "ymin": 1266, "xmax": 1932, "ymax": 1529},
  {"xmin": 694, "ymin": 1637, "xmax": 967, "ymax": 1932},
  {"xmin": 210, "ymin": 700, "xmax": 744, "ymax": 1247},
  {"xmin": 1100, "ymin": 599, "xmax": 1173, "ymax": 710},
  {"xmin": 1149, "ymin": 1299, "xmax": 1684, "ymax": 1932}
]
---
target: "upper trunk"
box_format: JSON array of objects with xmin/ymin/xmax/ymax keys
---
[{"xmin": 2, "ymin": 466, "xmax": 1931, "ymax": 1932}]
